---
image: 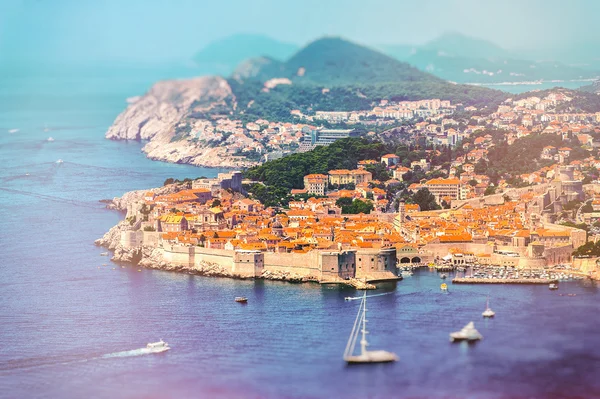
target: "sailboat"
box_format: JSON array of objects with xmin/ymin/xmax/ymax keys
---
[
  {"xmin": 482, "ymin": 298, "xmax": 495, "ymax": 318},
  {"xmin": 343, "ymin": 291, "xmax": 398, "ymax": 364}
]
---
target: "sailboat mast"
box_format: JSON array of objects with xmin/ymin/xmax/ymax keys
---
[{"xmin": 360, "ymin": 290, "xmax": 368, "ymax": 355}]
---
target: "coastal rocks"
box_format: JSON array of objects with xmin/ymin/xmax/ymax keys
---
[
  {"xmin": 95, "ymin": 220, "xmax": 129, "ymax": 249},
  {"xmin": 260, "ymin": 269, "xmax": 318, "ymax": 283},
  {"xmin": 105, "ymin": 76, "xmax": 255, "ymax": 168}
]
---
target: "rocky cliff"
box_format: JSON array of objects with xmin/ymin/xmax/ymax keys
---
[{"xmin": 106, "ymin": 76, "xmax": 257, "ymax": 168}]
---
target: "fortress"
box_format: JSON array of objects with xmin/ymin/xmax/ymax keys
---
[{"xmin": 120, "ymin": 230, "xmax": 399, "ymax": 282}]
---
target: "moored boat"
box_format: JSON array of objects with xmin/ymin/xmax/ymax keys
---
[
  {"xmin": 549, "ymin": 283, "xmax": 558, "ymax": 290},
  {"xmin": 343, "ymin": 291, "xmax": 398, "ymax": 364},
  {"xmin": 235, "ymin": 296, "xmax": 248, "ymax": 303},
  {"xmin": 450, "ymin": 322, "xmax": 482, "ymax": 342},
  {"xmin": 482, "ymin": 298, "xmax": 495, "ymax": 318},
  {"xmin": 440, "ymin": 283, "xmax": 448, "ymax": 291}
]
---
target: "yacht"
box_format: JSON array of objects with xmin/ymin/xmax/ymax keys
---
[
  {"xmin": 146, "ymin": 339, "xmax": 170, "ymax": 353},
  {"xmin": 482, "ymin": 298, "xmax": 495, "ymax": 318},
  {"xmin": 450, "ymin": 322, "xmax": 483, "ymax": 342},
  {"xmin": 343, "ymin": 291, "xmax": 398, "ymax": 364}
]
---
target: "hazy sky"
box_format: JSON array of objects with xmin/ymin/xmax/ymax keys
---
[{"xmin": 1, "ymin": 0, "xmax": 599, "ymax": 65}]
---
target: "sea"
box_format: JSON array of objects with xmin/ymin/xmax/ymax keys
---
[{"xmin": 1, "ymin": 68, "xmax": 600, "ymax": 399}]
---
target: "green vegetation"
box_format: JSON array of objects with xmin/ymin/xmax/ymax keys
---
[
  {"xmin": 471, "ymin": 133, "xmax": 589, "ymax": 183},
  {"xmin": 245, "ymin": 138, "xmax": 390, "ymax": 189},
  {"xmin": 228, "ymin": 38, "xmax": 508, "ymax": 122},
  {"xmin": 335, "ymin": 197, "xmax": 374, "ymax": 214},
  {"xmin": 572, "ymin": 240, "xmax": 600, "ymax": 257},
  {"xmin": 411, "ymin": 188, "xmax": 441, "ymax": 211}
]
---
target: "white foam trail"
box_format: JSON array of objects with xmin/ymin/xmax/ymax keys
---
[{"xmin": 101, "ymin": 347, "xmax": 166, "ymax": 358}]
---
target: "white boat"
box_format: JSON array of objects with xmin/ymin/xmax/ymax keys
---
[
  {"xmin": 100, "ymin": 252, "xmax": 108, "ymax": 256},
  {"xmin": 56, "ymin": 159, "xmax": 63, "ymax": 164},
  {"xmin": 47, "ymin": 137, "xmax": 55, "ymax": 142},
  {"xmin": 8, "ymin": 128, "xmax": 19, "ymax": 133},
  {"xmin": 343, "ymin": 291, "xmax": 398, "ymax": 364},
  {"xmin": 146, "ymin": 339, "xmax": 170, "ymax": 353},
  {"xmin": 549, "ymin": 283, "xmax": 558, "ymax": 290},
  {"xmin": 482, "ymin": 298, "xmax": 495, "ymax": 318},
  {"xmin": 450, "ymin": 322, "xmax": 483, "ymax": 342},
  {"xmin": 440, "ymin": 273, "xmax": 447, "ymax": 279},
  {"xmin": 401, "ymin": 270, "xmax": 413, "ymax": 277}
]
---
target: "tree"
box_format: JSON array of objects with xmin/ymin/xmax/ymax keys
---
[
  {"xmin": 164, "ymin": 178, "xmax": 175, "ymax": 186},
  {"xmin": 484, "ymin": 186, "xmax": 496, "ymax": 196},
  {"xmin": 211, "ymin": 199, "xmax": 222, "ymax": 208},
  {"xmin": 412, "ymin": 188, "xmax": 440, "ymax": 211}
]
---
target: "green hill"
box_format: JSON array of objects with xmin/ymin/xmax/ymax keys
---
[{"xmin": 229, "ymin": 37, "xmax": 508, "ymax": 121}]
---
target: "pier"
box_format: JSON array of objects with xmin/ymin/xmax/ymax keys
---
[{"xmin": 452, "ymin": 278, "xmax": 558, "ymax": 285}]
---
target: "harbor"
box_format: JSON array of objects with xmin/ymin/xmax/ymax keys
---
[{"xmin": 452, "ymin": 277, "xmax": 557, "ymax": 285}]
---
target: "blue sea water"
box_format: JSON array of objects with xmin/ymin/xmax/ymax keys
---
[{"xmin": 1, "ymin": 69, "xmax": 600, "ymax": 399}]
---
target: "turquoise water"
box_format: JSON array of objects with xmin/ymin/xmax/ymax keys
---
[
  {"xmin": 476, "ymin": 80, "xmax": 590, "ymax": 94},
  {"xmin": 1, "ymin": 70, "xmax": 600, "ymax": 399}
]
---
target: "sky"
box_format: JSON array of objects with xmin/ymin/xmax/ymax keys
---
[{"xmin": 1, "ymin": 0, "xmax": 599, "ymax": 66}]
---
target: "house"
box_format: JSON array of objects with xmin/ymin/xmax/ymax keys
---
[
  {"xmin": 303, "ymin": 174, "xmax": 328, "ymax": 196},
  {"xmin": 381, "ymin": 154, "xmax": 400, "ymax": 167}
]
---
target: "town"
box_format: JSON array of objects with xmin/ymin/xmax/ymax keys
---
[{"xmin": 97, "ymin": 88, "xmax": 600, "ymax": 287}]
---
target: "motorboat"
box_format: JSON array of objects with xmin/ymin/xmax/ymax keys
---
[
  {"xmin": 56, "ymin": 159, "xmax": 64, "ymax": 164},
  {"xmin": 235, "ymin": 297, "xmax": 248, "ymax": 303},
  {"xmin": 401, "ymin": 270, "xmax": 413, "ymax": 277},
  {"xmin": 549, "ymin": 283, "xmax": 558, "ymax": 290},
  {"xmin": 100, "ymin": 252, "xmax": 108, "ymax": 256},
  {"xmin": 440, "ymin": 273, "xmax": 447, "ymax": 279},
  {"xmin": 482, "ymin": 298, "xmax": 495, "ymax": 318},
  {"xmin": 47, "ymin": 137, "xmax": 54, "ymax": 142},
  {"xmin": 146, "ymin": 339, "xmax": 170, "ymax": 353},
  {"xmin": 343, "ymin": 291, "xmax": 398, "ymax": 364},
  {"xmin": 450, "ymin": 322, "xmax": 483, "ymax": 342},
  {"xmin": 440, "ymin": 283, "xmax": 448, "ymax": 292}
]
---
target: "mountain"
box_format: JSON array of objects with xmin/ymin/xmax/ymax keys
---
[
  {"xmin": 193, "ymin": 34, "xmax": 298, "ymax": 76},
  {"xmin": 580, "ymin": 80, "xmax": 600, "ymax": 94},
  {"xmin": 228, "ymin": 37, "xmax": 508, "ymax": 122},
  {"xmin": 421, "ymin": 32, "xmax": 509, "ymax": 59},
  {"xmin": 378, "ymin": 33, "xmax": 600, "ymax": 84}
]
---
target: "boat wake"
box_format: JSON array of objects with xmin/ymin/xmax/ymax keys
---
[{"xmin": 101, "ymin": 347, "xmax": 166, "ymax": 359}]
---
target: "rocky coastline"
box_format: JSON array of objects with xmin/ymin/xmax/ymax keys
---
[{"xmin": 105, "ymin": 76, "xmax": 258, "ymax": 169}]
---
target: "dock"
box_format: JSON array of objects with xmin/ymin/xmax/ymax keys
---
[{"xmin": 452, "ymin": 278, "xmax": 558, "ymax": 285}]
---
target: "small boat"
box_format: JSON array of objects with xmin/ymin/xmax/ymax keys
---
[
  {"xmin": 25, "ymin": 173, "xmax": 30, "ymax": 176},
  {"xmin": 47, "ymin": 137, "xmax": 54, "ymax": 142},
  {"xmin": 8, "ymin": 128, "xmax": 19, "ymax": 133},
  {"xmin": 100, "ymin": 252, "xmax": 108, "ymax": 256},
  {"xmin": 549, "ymin": 283, "xmax": 558, "ymax": 290},
  {"xmin": 482, "ymin": 298, "xmax": 495, "ymax": 318},
  {"xmin": 56, "ymin": 159, "xmax": 64, "ymax": 164},
  {"xmin": 401, "ymin": 270, "xmax": 413, "ymax": 277},
  {"xmin": 146, "ymin": 339, "xmax": 170, "ymax": 353},
  {"xmin": 235, "ymin": 297, "xmax": 248, "ymax": 303},
  {"xmin": 343, "ymin": 291, "xmax": 398, "ymax": 364},
  {"xmin": 440, "ymin": 283, "xmax": 448, "ymax": 291},
  {"xmin": 440, "ymin": 273, "xmax": 447, "ymax": 279},
  {"xmin": 450, "ymin": 322, "xmax": 483, "ymax": 342}
]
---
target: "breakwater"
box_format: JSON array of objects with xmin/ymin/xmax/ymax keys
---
[{"xmin": 452, "ymin": 278, "xmax": 558, "ymax": 285}]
